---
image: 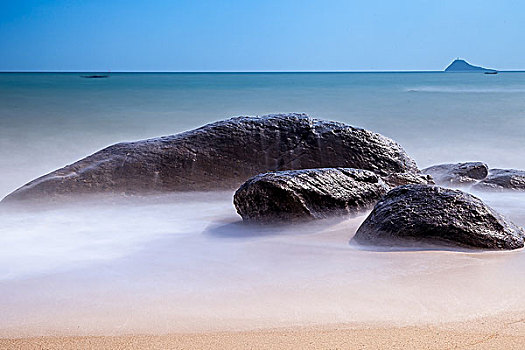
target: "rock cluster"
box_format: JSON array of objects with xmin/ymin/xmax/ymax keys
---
[{"xmin": 4, "ymin": 112, "xmax": 523, "ymax": 251}]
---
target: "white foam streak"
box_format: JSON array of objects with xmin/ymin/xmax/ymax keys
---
[{"xmin": 406, "ymin": 86, "xmax": 525, "ymax": 93}]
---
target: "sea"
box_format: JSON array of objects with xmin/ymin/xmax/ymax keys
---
[{"xmin": 1, "ymin": 72, "xmax": 525, "ymax": 335}]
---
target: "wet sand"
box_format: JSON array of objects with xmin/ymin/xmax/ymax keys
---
[{"xmin": 2, "ymin": 312, "xmax": 525, "ymax": 350}]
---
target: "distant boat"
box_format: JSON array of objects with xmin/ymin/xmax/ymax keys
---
[
  {"xmin": 80, "ymin": 74, "xmax": 109, "ymax": 79},
  {"xmin": 484, "ymin": 71, "xmax": 498, "ymax": 75}
]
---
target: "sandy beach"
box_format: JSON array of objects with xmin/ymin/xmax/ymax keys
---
[{"xmin": 2, "ymin": 312, "xmax": 525, "ymax": 350}]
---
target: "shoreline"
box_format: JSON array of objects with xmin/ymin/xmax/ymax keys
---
[{"xmin": 2, "ymin": 312, "xmax": 525, "ymax": 350}]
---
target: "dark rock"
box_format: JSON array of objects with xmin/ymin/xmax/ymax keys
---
[
  {"xmin": 421, "ymin": 162, "xmax": 488, "ymax": 185},
  {"xmin": 382, "ymin": 172, "xmax": 434, "ymax": 188},
  {"xmin": 234, "ymin": 168, "xmax": 390, "ymax": 222},
  {"xmin": 473, "ymin": 169, "xmax": 525, "ymax": 191},
  {"xmin": 444, "ymin": 59, "xmax": 496, "ymax": 73},
  {"xmin": 352, "ymin": 185, "xmax": 524, "ymax": 250},
  {"xmin": 2, "ymin": 113, "xmax": 418, "ymax": 203}
]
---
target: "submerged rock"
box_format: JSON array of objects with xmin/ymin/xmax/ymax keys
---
[
  {"xmin": 473, "ymin": 169, "xmax": 525, "ymax": 191},
  {"xmin": 2, "ymin": 113, "xmax": 418, "ymax": 202},
  {"xmin": 421, "ymin": 162, "xmax": 488, "ymax": 186},
  {"xmin": 352, "ymin": 185, "xmax": 524, "ymax": 250},
  {"xmin": 234, "ymin": 168, "xmax": 390, "ymax": 222}
]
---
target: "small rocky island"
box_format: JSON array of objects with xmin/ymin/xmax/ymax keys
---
[{"xmin": 444, "ymin": 59, "xmax": 497, "ymax": 73}]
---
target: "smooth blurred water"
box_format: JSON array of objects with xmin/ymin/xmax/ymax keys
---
[{"xmin": 2, "ymin": 72, "xmax": 525, "ymax": 335}]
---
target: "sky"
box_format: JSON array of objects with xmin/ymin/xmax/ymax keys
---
[{"xmin": 0, "ymin": 0, "xmax": 523, "ymax": 71}]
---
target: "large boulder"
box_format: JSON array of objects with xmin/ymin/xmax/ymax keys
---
[
  {"xmin": 473, "ymin": 169, "xmax": 525, "ymax": 191},
  {"xmin": 421, "ymin": 162, "xmax": 488, "ymax": 186},
  {"xmin": 234, "ymin": 168, "xmax": 390, "ymax": 222},
  {"xmin": 2, "ymin": 113, "xmax": 418, "ymax": 202},
  {"xmin": 352, "ymin": 185, "xmax": 524, "ymax": 250}
]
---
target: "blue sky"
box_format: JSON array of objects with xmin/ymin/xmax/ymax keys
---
[{"xmin": 0, "ymin": 0, "xmax": 523, "ymax": 71}]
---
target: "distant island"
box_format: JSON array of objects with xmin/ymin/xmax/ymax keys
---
[{"xmin": 444, "ymin": 59, "xmax": 497, "ymax": 73}]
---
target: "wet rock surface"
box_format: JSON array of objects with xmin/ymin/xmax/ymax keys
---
[
  {"xmin": 382, "ymin": 172, "xmax": 434, "ymax": 188},
  {"xmin": 234, "ymin": 168, "xmax": 390, "ymax": 222},
  {"xmin": 473, "ymin": 169, "xmax": 525, "ymax": 191},
  {"xmin": 352, "ymin": 185, "xmax": 524, "ymax": 250},
  {"xmin": 421, "ymin": 162, "xmax": 488, "ymax": 186},
  {"xmin": 2, "ymin": 113, "xmax": 418, "ymax": 203}
]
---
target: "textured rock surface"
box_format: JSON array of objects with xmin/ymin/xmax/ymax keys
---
[
  {"xmin": 352, "ymin": 185, "xmax": 524, "ymax": 250},
  {"xmin": 234, "ymin": 168, "xmax": 390, "ymax": 222},
  {"xmin": 382, "ymin": 172, "xmax": 434, "ymax": 188},
  {"xmin": 2, "ymin": 113, "xmax": 418, "ymax": 202},
  {"xmin": 422, "ymin": 162, "xmax": 488, "ymax": 185},
  {"xmin": 473, "ymin": 169, "xmax": 525, "ymax": 191}
]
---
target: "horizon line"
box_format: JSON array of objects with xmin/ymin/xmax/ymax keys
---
[{"xmin": 1, "ymin": 69, "xmax": 524, "ymax": 73}]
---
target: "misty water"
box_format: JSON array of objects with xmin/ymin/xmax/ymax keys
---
[{"xmin": 1, "ymin": 72, "xmax": 525, "ymax": 335}]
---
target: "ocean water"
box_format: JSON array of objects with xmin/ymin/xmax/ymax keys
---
[
  {"xmin": 3, "ymin": 72, "xmax": 525, "ymax": 198},
  {"xmin": 1, "ymin": 72, "xmax": 525, "ymax": 335}
]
